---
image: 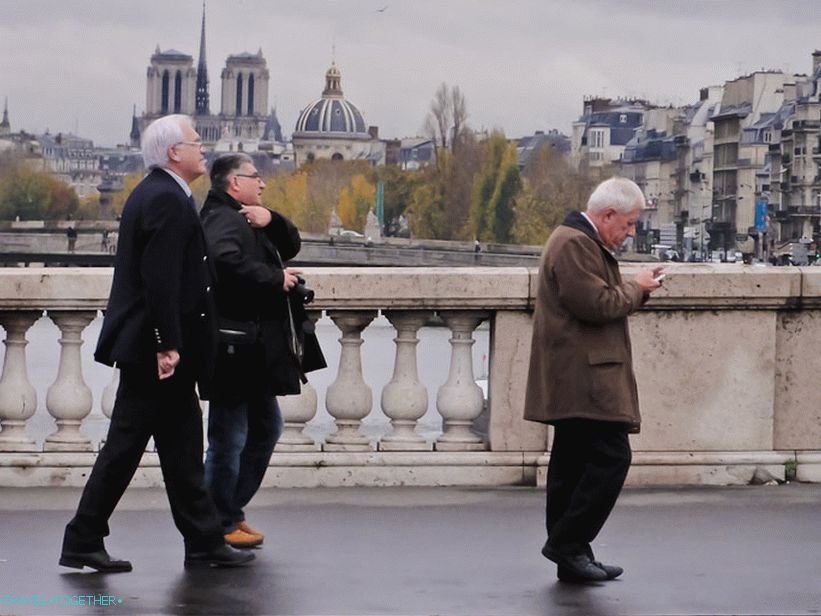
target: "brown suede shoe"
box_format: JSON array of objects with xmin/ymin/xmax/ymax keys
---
[
  {"xmin": 238, "ymin": 521, "xmax": 264, "ymax": 542},
  {"xmin": 224, "ymin": 528, "xmax": 263, "ymax": 548}
]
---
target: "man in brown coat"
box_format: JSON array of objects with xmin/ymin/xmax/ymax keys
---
[{"xmin": 524, "ymin": 177, "xmax": 663, "ymax": 583}]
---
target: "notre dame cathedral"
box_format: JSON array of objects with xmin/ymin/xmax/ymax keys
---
[{"xmin": 132, "ymin": 5, "xmax": 282, "ymax": 147}]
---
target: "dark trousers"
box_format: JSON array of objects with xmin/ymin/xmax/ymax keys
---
[
  {"xmin": 63, "ymin": 363, "xmax": 224, "ymax": 554},
  {"xmin": 545, "ymin": 418, "xmax": 631, "ymax": 556},
  {"xmin": 204, "ymin": 393, "xmax": 283, "ymax": 532}
]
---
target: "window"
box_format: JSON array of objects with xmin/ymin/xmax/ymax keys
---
[{"xmin": 589, "ymin": 130, "xmax": 605, "ymax": 149}]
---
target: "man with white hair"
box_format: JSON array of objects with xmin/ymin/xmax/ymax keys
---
[
  {"xmin": 60, "ymin": 114, "xmax": 253, "ymax": 572},
  {"xmin": 524, "ymin": 177, "xmax": 663, "ymax": 583}
]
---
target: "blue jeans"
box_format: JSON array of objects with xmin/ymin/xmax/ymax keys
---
[{"xmin": 204, "ymin": 394, "xmax": 283, "ymax": 532}]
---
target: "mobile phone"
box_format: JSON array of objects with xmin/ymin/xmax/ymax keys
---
[{"xmin": 654, "ymin": 274, "xmax": 666, "ymax": 283}]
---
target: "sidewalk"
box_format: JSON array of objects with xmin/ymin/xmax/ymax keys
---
[{"xmin": 1, "ymin": 484, "xmax": 820, "ymax": 616}]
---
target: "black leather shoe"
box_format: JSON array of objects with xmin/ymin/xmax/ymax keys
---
[
  {"xmin": 59, "ymin": 549, "xmax": 132, "ymax": 573},
  {"xmin": 592, "ymin": 560, "xmax": 623, "ymax": 580},
  {"xmin": 184, "ymin": 544, "xmax": 255, "ymax": 569},
  {"xmin": 542, "ymin": 545, "xmax": 607, "ymax": 582}
]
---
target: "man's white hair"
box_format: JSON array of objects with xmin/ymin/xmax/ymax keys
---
[
  {"xmin": 586, "ymin": 177, "xmax": 645, "ymax": 214},
  {"xmin": 141, "ymin": 114, "xmax": 192, "ymax": 169}
]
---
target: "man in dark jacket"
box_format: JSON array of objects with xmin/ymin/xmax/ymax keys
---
[
  {"xmin": 200, "ymin": 153, "xmax": 303, "ymax": 549},
  {"xmin": 524, "ymin": 177, "xmax": 663, "ymax": 583},
  {"xmin": 60, "ymin": 115, "xmax": 253, "ymax": 572}
]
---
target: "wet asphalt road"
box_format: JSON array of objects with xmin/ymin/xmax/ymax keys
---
[{"xmin": 1, "ymin": 484, "xmax": 820, "ymax": 615}]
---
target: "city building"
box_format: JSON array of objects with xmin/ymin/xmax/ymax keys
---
[
  {"xmin": 292, "ymin": 63, "xmax": 385, "ymax": 166},
  {"xmin": 398, "ymin": 138, "xmax": 435, "ymax": 170},
  {"xmin": 570, "ymin": 96, "xmax": 654, "ymax": 169},
  {"xmin": 136, "ymin": 5, "xmax": 277, "ymax": 147},
  {"xmin": 0, "ymin": 98, "xmax": 10, "ymax": 137},
  {"xmin": 515, "ymin": 129, "xmax": 570, "ymax": 170},
  {"xmin": 765, "ymin": 52, "xmax": 821, "ymax": 258},
  {"xmin": 707, "ymin": 70, "xmax": 797, "ymax": 254}
]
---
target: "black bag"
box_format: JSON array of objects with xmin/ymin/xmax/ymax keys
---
[{"xmin": 217, "ymin": 317, "xmax": 259, "ymax": 345}]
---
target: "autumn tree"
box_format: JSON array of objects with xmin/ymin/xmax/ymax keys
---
[
  {"xmin": 0, "ymin": 165, "xmax": 79, "ymax": 221},
  {"xmin": 337, "ymin": 174, "xmax": 375, "ymax": 232},
  {"xmin": 107, "ymin": 173, "xmax": 143, "ymax": 218},
  {"xmin": 512, "ymin": 145, "xmax": 597, "ymax": 245}
]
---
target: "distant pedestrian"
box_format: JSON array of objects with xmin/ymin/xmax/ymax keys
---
[
  {"xmin": 100, "ymin": 230, "xmax": 109, "ymax": 252},
  {"xmin": 66, "ymin": 226, "xmax": 77, "ymax": 252},
  {"xmin": 524, "ymin": 177, "xmax": 664, "ymax": 583}
]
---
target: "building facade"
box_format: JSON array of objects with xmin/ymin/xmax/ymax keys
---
[{"xmin": 292, "ymin": 63, "xmax": 385, "ymax": 167}]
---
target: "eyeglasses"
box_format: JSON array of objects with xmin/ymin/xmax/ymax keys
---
[
  {"xmin": 234, "ymin": 173, "xmax": 263, "ymax": 181},
  {"xmin": 174, "ymin": 140, "xmax": 204, "ymax": 150}
]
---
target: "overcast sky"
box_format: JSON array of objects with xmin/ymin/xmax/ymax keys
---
[{"xmin": 2, "ymin": 0, "xmax": 821, "ymax": 147}]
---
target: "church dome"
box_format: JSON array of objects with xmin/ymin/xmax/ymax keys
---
[{"xmin": 294, "ymin": 63, "xmax": 368, "ymax": 137}]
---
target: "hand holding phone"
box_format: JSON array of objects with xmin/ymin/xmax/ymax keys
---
[{"xmin": 654, "ymin": 273, "xmax": 666, "ymax": 283}]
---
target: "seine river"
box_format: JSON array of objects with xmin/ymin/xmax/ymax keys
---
[{"xmin": 22, "ymin": 315, "xmax": 490, "ymax": 448}]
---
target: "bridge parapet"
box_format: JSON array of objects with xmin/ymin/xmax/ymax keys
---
[{"xmin": 0, "ymin": 265, "xmax": 820, "ymax": 487}]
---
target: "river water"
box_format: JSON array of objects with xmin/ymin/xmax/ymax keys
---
[{"xmin": 21, "ymin": 314, "xmax": 490, "ymax": 448}]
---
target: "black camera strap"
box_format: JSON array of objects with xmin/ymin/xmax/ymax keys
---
[{"xmin": 273, "ymin": 246, "xmax": 304, "ymax": 363}]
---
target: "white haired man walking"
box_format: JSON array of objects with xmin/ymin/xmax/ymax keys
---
[{"xmin": 60, "ymin": 115, "xmax": 253, "ymax": 572}]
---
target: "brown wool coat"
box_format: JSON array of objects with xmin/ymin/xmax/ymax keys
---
[{"xmin": 523, "ymin": 211, "xmax": 647, "ymax": 431}]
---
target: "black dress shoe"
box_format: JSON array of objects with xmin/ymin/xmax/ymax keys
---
[
  {"xmin": 592, "ymin": 560, "xmax": 623, "ymax": 580},
  {"xmin": 542, "ymin": 545, "xmax": 607, "ymax": 582},
  {"xmin": 59, "ymin": 549, "xmax": 132, "ymax": 573},
  {"xmin": 184, "ymin": 544, "xmax": 255, "ymax": 569}
]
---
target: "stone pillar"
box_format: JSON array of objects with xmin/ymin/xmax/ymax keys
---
[
  {"xmin": 379, "ymin": 310, "xmax": 431, "ymax": 451},
  {"xmin": 324, "ymin": 310, "xmax": 377, "ymax": 451},
  {"xmin": 435, "ymin": 311, "xmax": 488, "ymax": 451},
  {"xmin": 277, "ymin": 310, "xmax": 322, "ymax": 451},
  {"xmin": 44, "ymin": 311, "xmax": 96, "ymax": 452},
  {"xmin": 0, "ymin": 312, "xmax": 41, "ymax": 452}
]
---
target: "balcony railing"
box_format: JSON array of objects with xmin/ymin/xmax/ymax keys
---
[{"xmin": 3, "ymin": 266, "xmax": 821, "ymax": 487}]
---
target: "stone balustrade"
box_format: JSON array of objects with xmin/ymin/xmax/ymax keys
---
[{"xmin": 0, "ymin": 265, "xmax": 820, "ymax": 487}]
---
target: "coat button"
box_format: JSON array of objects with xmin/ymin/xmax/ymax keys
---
[
  {"xmin": 202, "ymin": 255, "xmax": 208, "ymax": 262},
  {"xmin": 206, "ymin": 286, "xmax": 211, "ymax": 292},
  {"xmin": 200, "ymin": 313, "xmax": 206, "ymax": 318}
]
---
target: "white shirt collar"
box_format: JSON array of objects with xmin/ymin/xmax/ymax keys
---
[
  {"xmin": 580, "ymin": 211, "xmax": 600, "ymax": 239},
  {"xmin": 159, "ymin": 167, "xmax": 192, "ymax": 197}
]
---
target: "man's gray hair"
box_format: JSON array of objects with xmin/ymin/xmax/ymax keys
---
[
  {"xmin": 141, "ymin": 114, "xmax": 192, "ymax": 169},
  {"xmin": 210, "ymin": 153, "xmax": 254, "ymax": 192},
  {"xmin": 586, "ymin": 177, "xmax": 645, "ymax": 214}
]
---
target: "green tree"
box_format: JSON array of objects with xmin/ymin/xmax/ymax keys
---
[
  {"xmin": 405, "ymin": 169, "xmax": 446, "ymax": 239},
  {"xmin": 467, "ymin": 132, "xmax": 521, "ymax": 243},
  {"xmin": 0, "ymin": 165, "xmax": 51, "ymax": 220}
]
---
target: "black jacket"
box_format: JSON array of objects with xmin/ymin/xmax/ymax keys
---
[
  {"xmin": 200, "ymin": 189, "xmax": 324, "ymax": 402},
  {"xmin": 95, "ymin": 168, "xmax": 217, "ymax": 396}
]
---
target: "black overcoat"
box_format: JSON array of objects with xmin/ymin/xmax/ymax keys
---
[
  {"xmin": 200, "ymin": 189, "xmax": 324, "ymax": 403},
  {"xmin": 94, "ymin": 168, "xmax": 218, "ymax": 397}
]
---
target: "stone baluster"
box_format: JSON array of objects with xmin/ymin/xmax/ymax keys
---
[
  {"xmin": 277, "ymin": 310, "xmax": 322, "ymax": 452},
  {"xmin": 379, "ymin": 310, "xmax": 431, "ymax": 451},
  {"xmin": 0, "ymin": 312, "xmax": 41, "ymax": 452},
  {"xmin": 44, "ymin": 311, "xmax": 96, "ymax": 452},
  {"xmin": 324, "ymin": 310, "xmax": 377, "ymax": 451},
  {"xmin": 277, "ymin": 385, "xmax": 319, "ymax": 451},
  {"xmin": 435, "ymin": 311, "xmax": 489, "ymax": 451}
]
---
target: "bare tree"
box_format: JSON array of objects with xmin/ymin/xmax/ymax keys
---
[{"xmin": 424, "ymin": 83, "xmax": 468, "ymax": 150}]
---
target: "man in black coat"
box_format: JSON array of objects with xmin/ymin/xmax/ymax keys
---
[
  {"xmin": 200, "ymin": 153, "xmax": 307, "ymax": 548},
  {"xmin": 60, "ymin": 115, "xmax": 253, "ymax": 572}
]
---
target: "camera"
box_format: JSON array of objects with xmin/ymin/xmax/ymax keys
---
[{"xmin": 291, "ymin": 275, "xmax": 315, "ymax": 304}]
